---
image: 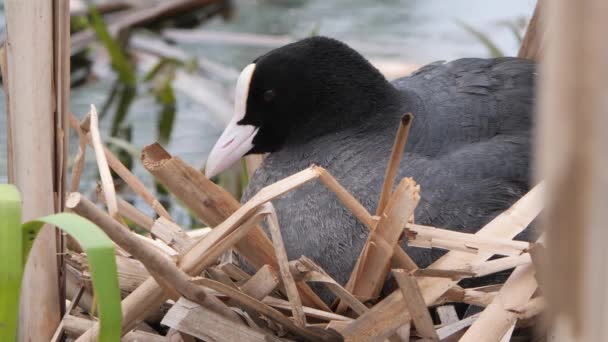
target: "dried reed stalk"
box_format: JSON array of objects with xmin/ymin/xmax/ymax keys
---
[
  {"xmin": 460, "ymin": 237, "xmax": 543, "ymax": 341},
  {"xmin": 162, "ymin": 298, "xmax": 282, "ymax": 342},
  {"xmin": 291, "ymin": 257, "xmax": 369, "ymax": 316},
  {"xmin": 266, "ymin": 207, "xmax": 307, "ymax": 327},
  {"xmin": 341, "ymin": 182, "xmax": 544, "ymax": 341},
  {"xmin": 67, "ymin": 193, "xmax": 246, "ymax": 340},
  {"xmin": 537, "ymin": 0, "xmax": 608, "ymax": 339},
  {"xmin": 5, "ymin": 0, "xmax": 62, "ymax": 338},
  {"xmin": 141, "ymin": 143, "xmax": 328, "ymax": 310},
  {"xmin": 190, "ymin": 278, "xmax": 339, "ymax": 341},
  {"xmin": 405, "ymin": 223, "xmax": 531, "ymax": 256},
  {"xmin": 69, "ymin": 113, "xmax": 173, "ymax": 220},
  {"xmin": 87, "ymin": 105, "xmax": 120, "ymax": 220},
  {"xmin": 347, "ymin": 178, "xmax": 420, "ymax": 303},
  {"xmin": 376, "ymin": 113, "xmax": 413, "ymax": 215},
  {"xmin": 393, "ymin": 270, "xmax": 438, "ymax": 341}
]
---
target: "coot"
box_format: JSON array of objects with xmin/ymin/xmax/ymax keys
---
[{"xmin": 206, "ymin": 36, "xmax": 534, "ymax": 299}]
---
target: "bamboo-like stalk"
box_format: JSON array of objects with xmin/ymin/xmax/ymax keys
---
[
  {"xmin": 537, "ymin": 0, "xmax": 608, "ymax": 340},
  {"xmin": 376, "ymin": 113, "xmax": 413, "ymax": 215},
  {"xmin": 4, "ymin": 0, "xmax": 62, "ymax": 339}
]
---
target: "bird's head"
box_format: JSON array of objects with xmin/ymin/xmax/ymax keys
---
[{"xmin": 205, "ymin": 36, "xmax": 395, "ymax": 178}]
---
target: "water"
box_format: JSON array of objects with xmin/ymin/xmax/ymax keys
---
[{"xmin": 0, "ymin": 0, "xmax": 535, "ymax": 224}]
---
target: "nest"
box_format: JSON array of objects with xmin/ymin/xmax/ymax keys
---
[{"xmin": 63, "ymin": 106, "xmax": 544, "ymax": 341}]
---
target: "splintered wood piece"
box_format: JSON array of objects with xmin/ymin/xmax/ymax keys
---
[
  {"xmin": 162, "ymin": 298, "xmax": 281, "ymax": 342},
  {"xmin": 341, "ymin": 182, "xmax": 544, "ymax": 341},
  {"xmin": 377, "ymin": 113, "xmax": 413, "ymax": 215},
  {"xmin": 348, "ymin": 178, "xmax": 420, "ymax": 303},
  {"xmin": 291, "ymin": 257, "xmax": 369, "ymax": 316},
  {"xmin": 411, "ymin": 268, "xmax": 475, "ymax": 281},
  {"xmin": 464, "ymin": 253, "xmax": 531, "ymax": 278},
  {"xmin": 405, "ymin": 223, "xmax": 530, "ymax": 256},
  {"xmin": 459, "ymin": 263, "xmax": 538, "ymax": 341},
  {"xmin": 69, "ymin": 113, "xmax": 172, "ymax": 220},
  {"xmin": 266, "ymin": 207, "xmax": 307, "ymax": 327},
  {"xmin": 393, "ymin": 270, "xmax": 438, "ymax": 341},
  {"xmin": 141, "ymin": 143, "xmax": 328, "ymax": 311}
]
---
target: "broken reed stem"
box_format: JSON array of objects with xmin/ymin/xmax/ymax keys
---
[
  {"xmin": 87, "ymin": 105, "xmax": 120, "ymax": 221},
  {"xmin": 291, "ymin": 257, "xmax": 369, "ymax": 316},
  {"xmin": 68, "ymin": 113, "xmax": 173, "ymax": 220},
  {"xmin": 97, "ymin": 187, "xmax": 155, "ymax": 231},
  {"xmin": 314, "ymin": 165, "xmax": 377, "ymax": 229},
  {"xmin": 341, "ymin": 177, "xmax": 419, "ymax": 313},
  {"xmin": 74, "ymin": 198, "xmax": 273, "ymax": 339},
  {"xmin": 405, "ymin": 223, "xmax": 531, "ymax": 256},
  {"xmin": 66, "ymin": 193, "xmax": 242, "ymax": 340},
  {"xmin": 376, "ymin": 113, "xmax": 413, "ymax": 215},
  {"xmin": 459, "ymin": 236, "xmax": 544, "ymax": 341},
  {"xmin": 393, "ymin": 269, "xmax": 439, "ymax": 341},
  {"xmin": 342, "ymin": 182, "xmax": 544, "ymax": 340},
  {"xmin": 266, "ymin": 207, "xmax": 307, "ymax": 327},
  {"xmin": 141, "ymin": 143, "xmax": 329, "ymax": 311},
  {"xmin": 190, "ymin": 277, "xmax": 338, "ymax": 341}
]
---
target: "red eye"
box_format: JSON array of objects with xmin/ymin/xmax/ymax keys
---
[{"xmin": 264, "ymin": 89, "xmax": 276, "ymax": 102}]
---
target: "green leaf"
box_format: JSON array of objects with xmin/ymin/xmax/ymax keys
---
[
  {"xmin": 0, "ymin": 185, "xmax": 23, "ymax": 342},
  {"xmin": 0, "ymin": 185, "xmax": 122, "ymax": 342},
  {"xmin": 22, "ymin": 214, "xmax": 122, "ymax": 342},
  {"xmin": 456, "ymin": 20, "xmax": 505, "ymax": 58}
]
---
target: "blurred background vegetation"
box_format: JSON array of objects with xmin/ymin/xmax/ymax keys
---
[{"xmin": 0, "ymin": 0, "xmax": 535, "ymax": 228}]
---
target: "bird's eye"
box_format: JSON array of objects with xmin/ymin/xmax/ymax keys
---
[{"xmin": 263, "ymin": 89, "xmax": 276, "ymax": 102}]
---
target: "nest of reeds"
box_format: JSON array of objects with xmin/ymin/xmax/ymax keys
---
[{"xmin": 62, "ymin": 105, "xmax": 545, "ymax": 341}]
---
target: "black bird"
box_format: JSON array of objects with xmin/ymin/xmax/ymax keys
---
[{"xmin": 205, "ymin": 36, "xmax": 535, "ymax": 300}]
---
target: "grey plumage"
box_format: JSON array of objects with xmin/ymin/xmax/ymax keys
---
[{"xmin": 241, "ymin": 57, "xmax": 536, "ymax": 301}]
